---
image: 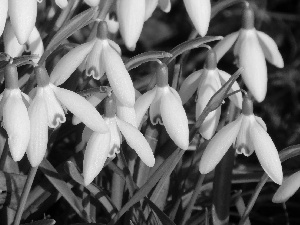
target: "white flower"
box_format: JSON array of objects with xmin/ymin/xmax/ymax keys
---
[
  {"xmin": 213, "ymin": 5, "xmax": 284, "ymax": 102},
  {"xmin": 272, "ymin": 171, "xmax": 300, "ymax": 203},
  {"xmin": 0, "ymin": 0, "xmax": 40, "ymax": 44},
  {"xmin": 0, "ymin": 64, "xmax": 30, "ymax": 162},
  {"xmin": 3, "ymin": 20, "xmax": 44, "ymax": 63},
  {"xmin": 183, "ymin": 0, "xmax": 211, "ymax": 37},
  {"xmin": 50, "ymin": 21, "xmax": 135, "ymax": 108},
  {"xmin": 135, "ymin": 64, "xmax": 189, "ymax": 150},
  {"xmin": 199, "ymin": 96, "xmax": 283, "ymax": 185},
  {"xmin": 83, "ymin": 96, "xmax": 155, "ymax": 185},
  {"xmin": 145, "ymin": 0, "xmax": 171, "ymax": 21},
  {"xmin": 55, "ymin": 0, "xmax": 100, "ymax": 8},
  {"xmin": 179, "ymin": 49, "xmax": 242, "ymax": 140},
  {"xmin": 27, "ymin": 66, "xmax": 108, "ymax": 167}
]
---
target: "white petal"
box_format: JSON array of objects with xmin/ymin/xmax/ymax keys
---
[
  {"xmin": 199, "ymin": 116, "xmax": 242, "ymax": 174},
  {"xmin": 116, "ymin": 98, "xmax": 137, "ymax": 128},
  {"xmin": 27, "ymin": 88, "xmax": 48, "ymax": 167},
  {"xmin": 150, "ymin": 86, "xmax": 168, "ymax": 125},
  {"xmin": 83, "ymin": 131, "xmax": 111, "ymax": 186},
  {"xmin": 237, "ymin": 29, "xmax": 267, "ymax": 103},
  {"xmin": 8, "ymin": 0, "xmax": 37, "ymax": 44},
  {"xmin": 72, "ymin": 91, "xmax": 107, "ymax": 125},
  {"xmin": 213, "ymin": 31, "xmax": 239, "ymax": 62},
  {"xmin": 145, "ymin": 0, "xmax": 158, "ymax": 21},
  {"xmin": 108, "ymin": 40, "xmax": 122, "ymax": 55},
  {"xmin": 3, "ymin": 89, "xmax": 30, "ymax": 161},
  {"xmin": 85, "ymin": 39, "xmax": 104, "ymax": 80},
  {"xmin": 134, "ymin": 87, "xmax": 156, "ymax": 127},
  {"xmin": 200, "ymin": 107, "xmax": 221, "ymax": 140},
  {"xmin": 84, "ymin": 0, "xmax": 100, "ymax": 7},
  {"xmin": 102, "ymin": 41, "xmax": 135, "ymax": 107},
  {"xmin": 43, "ymin": 85, "xmax": 66, "ymax": 128},
  {"xmin": 272, "ymin": 171, "xmax": 300, "ymax": 203},
  {"xmin": 116, "ymin": 117, "xmax": 155, "ymax": 167},
  {"xmin": 0, "ymin": 0, "xmax": 8, "ymax": 37},
  {"xmin": 105, "ymin": 14, "xmax": 119, "ymax": 34},
  {"xmin": 81, "ymin": 126, "xmax": 93, "ymax": 145},
  {"xmin": 235, "ymin": 115, "xmax": 255, "ymax": 156},
  {"xmin": 106, "ymin": 117, "xmax": 121, "ymax": 157},
  {"xmin": 255, "ymin": 116, "xmax": 267, "ymax": 131},
  {"xmin": 179, "ymin": 70, "xmax": 202, "ymax": 105},
  {"xmin": 55, "ymin": 0, "xmax": 68, "ymax": 8},
  {"xmin": 250, "ymin": 120, "xmax": 283, "ymax": 185},
  {"xmin": 3, "ymin": 21, "xmax": 25, "ymax": 58},
  {"xmin": 160, "ymin": 90, "xmax": 189, "ymax": 150},
  {"xmin": 183, "ymin": 0, "xmax": 211, "ymax": 37},
  {"xmin": 27, "ymin": 26, "xmax": 44, "ymax": 63},
  {"xmin": 158, "ymin": 0, "xmax": 171, "ymax": 12},
  {"xmin": 53, "ymin": 86, "xmax": 108, "ymax": 133},
  {"xmin": 257, "ymin": 31, "xmax": 284, "ymax": 68},
  {"xmin": 218, "ymin": 69, "xmax": 242, "ymax": 109},
  {"xmin": 117, "ymin": 0, "xmax": 145, "ymax": 50},
  {"xmin": 50, "ymin": 40, "xmax": 95, "ymax": 86}
]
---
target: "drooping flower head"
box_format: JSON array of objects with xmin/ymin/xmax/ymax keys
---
[
  {"xmin": 135, "ymin": 63, "xmax": 189, "ymax": 150},
  {"xmin": 83, "ymin": 94, "xmax": 155, "ymax": 185},
  {"xmin": 0, "ymin": 63, "xmax": 30, "ymax": 162},
  {"xmin": 183, "ymin": 0, "xmax": 211, "ymax": 37},
  {"xmin": 199, "ymin": 95, "xmax": 283, "ymax": 184},
  {"xmin": 50, "ymin": 21, "xmax": 135, "ymax": 108},
  {"xmin": 55, "ymin": 0, "xmax": 101, "ymax": 8},
  {"xmin": 179, "ymin": 49, "xmax": 242, "ymax": 140},
  {"xmin": 213, "ymin": 4, "xmax": 284, "ymax": 102},
  {"xmin": 27, "ymin": 66, "xmax": 109, "ymax": 167}
]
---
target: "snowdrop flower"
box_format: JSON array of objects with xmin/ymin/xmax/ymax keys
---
[
  {"xmin": 3, "ymin": 21, "xmax": 44, "ymax": 63},
  {"xmin": 135, "ymin": 63, "xmax": 189, "ymax": 150},
  {"xmin": 0, "ymin": 0, "xmax": 40, "ymax": 44},
  {"xmin": 199, "ymin": 96, "xmax": 283, "ymax": 184},
  {"xmin": 117, "ymin": 0, "xmax": 170, "ymax": 50},
  {"xmin": 183, "ymin": 0, "xmax": 211, "ymax": 37},
  {"xmin": 214, "ymin": 4, "xmax": 284, "ymax": 102},
  {"xmin": 273, "ymin": 171, "xmax": 300, "ymax": 203},
  {"xmin": 144, "ymin": 0, "xmax": 171, "ymax": 21},
  {"xmin": 83, "ymin": 95, "xmax": 155, "ymax": 185},
  {"xmin": 55, "ymin": 0, "xmax": 100, "ymax": 8},
  {"xmin": 0, "ymin": 63, "xmax": 30, "ymax": 162},
  {"xmin": 27, "ymin": 66, "xmax": 108, "ymax": 167},
  {"xmin": 179, "ymin": 49, "xmax": 242, "ymax": 140},
  {"xmin": 50, "ymin": 21, "xmax": 135, "ymax": 108}
]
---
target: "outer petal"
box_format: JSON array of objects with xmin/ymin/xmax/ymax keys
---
[
  {"xmin": 158, "ymin": 0, "xmax": 171, "ymax": 12},
  {"xmin": 26, "ymin": 26, "xmax": 44, "ymax": 63},
  {"xmin": 272, "ymin": 171, "xmax": 300, "ymax": 203},
  {"xmin": 134, "ymin": 87, "xmax": 156, "ymax": 127},
  {"xmin": 179, "ymin": 70, "xmax": 202, "ymax": 105},
  {"xmin": 116, "ymin": 98, "xmax": 137, "ymax": 128},
  {"xmin": 237, "ymin": 29, "xmax": 267, "ymax": 103},
  {"xmin": 256, "ymin": 31, "xmax": 284, "ymax": 68},
  {"xmin": 105, "ymin": 14, "xmax": 119, "ymax": 34},
  {"xmin": 117, "ymin": 0, "xmax": 145, "ymax": 50},
  {"xmin": 218, "ymin": 69, "xmax": 242, "ymax": 109},
  {"xmin": 49, "ymin": 40, "xmax": 95, "ymax": 86},
  {"xmin": 250, "ymin": 120, "xmax": 283, "ymax": 185},
  {"xmin": 213, "ymin": 31, "xmax": 239, "ymax": 62},
  {"xmin": 83, "ymin": 131, "xmax": 111, "ymax": 186},
  {"xmin": 116, "ymin": 117, "xmax": 155, "ymax": 167},
  {"xmin": 84, "ymin": 0, "xmax": 100, "ymax": 7},
  {"xmin": 55, "ymin": 0, "xmax": 68, "ymax": 8},
  {"xmin": 102, "ymin": 41, "xmax": 135, "ymax": 107},
  {"xmin": 8, "ymin": 0, "xmax": 37, "ymax": 44},
  {"xmin": 199, "ymin": 116, "xmax": 242, "ymax": 174},
  {"xmin": 255, "ymin": 116, "xmax": 267, "ymax": 131},
  {"xmin": 27, "ymin": 88, "xmax": 48, "ymax": 167},
  {"xmin": 3, "ymin": 20, "xmax": 25, "ymax": 58},
  {"xmin": 52, "ymin": 86, "xmax": 108, "ymax": 133},
  {"xmin": 145, "ymin": 0, "xmax": 158, "ymax": 21},
  {"xmin": 183, "ymin": 0, "xmax": 211, "ymax": 37},
  {"xmin": 160, "ymin": 90, "xmax": 189, "ymax": 150},
  {"xmin": 0, "ymin": 0, "xmax": 8, "ymax": 36},
  {"xmin": 85, "ymin": 39, "xmax": 104, "ymax": 80},
  {"xmin": 43, "ymin": 85, "xmax": 66, "ymax": 128},
  {"xmin": 3, "ymin": 89, "xmax": 30, "ymax": 161}
]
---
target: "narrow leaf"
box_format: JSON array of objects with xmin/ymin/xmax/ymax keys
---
[{"xmin": 21, "ymin": 219, "xmax": 56, "ymax": 225}]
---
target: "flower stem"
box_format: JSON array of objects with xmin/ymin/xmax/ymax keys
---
[{"xmin": 13, "ymin": 166, "xmax": 38, "ymax": 225}]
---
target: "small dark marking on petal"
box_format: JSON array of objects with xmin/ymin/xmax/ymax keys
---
[
  {"xmin": 86, "ymin": 67, "xmax": 100, "ymax": 79},
  {"xmin": 108, "ymin": 144, "xmax": 120, "ymax": 158},
  {"xmin": 51, "ymin": 113, "xmax": 65, "ymax": 128},
  {"xmin": 152, "ymin": 115, "xmax": 163, "ymax": 125}
]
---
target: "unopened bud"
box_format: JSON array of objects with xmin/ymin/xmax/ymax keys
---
[{"xmin": 5, "ymin": 64, "xmax": 18, "ymax": 89}]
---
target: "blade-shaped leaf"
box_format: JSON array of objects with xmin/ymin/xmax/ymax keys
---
[{"xmin": 21, "ymin": 219, "xmax": 56, "ymax": 225}]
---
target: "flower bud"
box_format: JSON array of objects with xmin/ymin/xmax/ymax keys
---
[{"xmin": 5, "ymin": 64, "xmax": 18, "ymax": 89}]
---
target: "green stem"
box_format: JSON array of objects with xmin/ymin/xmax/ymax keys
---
[
  {"xmin": 13, "ymin": 166, "xmax": 38, "ymax": 225},
  {"xmin": 180, "ymin": 174, "xmax": 205, "ymax": 225},
  {"xmin": 0, "ymin": 141, "xmax": 9, "ymax": 170}
]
